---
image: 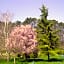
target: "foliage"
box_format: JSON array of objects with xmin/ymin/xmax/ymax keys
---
[
  {"xmin": 22, "ymin": 17, "xmax": 38, "ymax": 28},
  {"xmin": 37, "ymin": 5, "xmax": 60, "ymax": 60},
  {"xmin": 5, "ymin": 25, "xmax": 37, "ymax": 55},
  {"xmin": 15, "ymin": 20, "xmax": 22, "ymax": 26}
]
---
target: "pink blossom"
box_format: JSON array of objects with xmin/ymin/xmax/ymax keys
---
[{"xmin": 5, "ymin": 25, "xmax": 37, "ymax": 54}]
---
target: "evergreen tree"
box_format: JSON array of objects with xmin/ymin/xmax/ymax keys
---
[{"xmin": 37, "ymin": 5, "xmax": 60, "ymax": 60}]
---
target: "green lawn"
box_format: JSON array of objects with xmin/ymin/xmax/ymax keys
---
[
  {"xmin": 0, "ymin": 55, "xmax": 64, "ymax": 64},
  {"xmin": 0, "ymin": 60, "xmax": 64, "ymax": 64}
]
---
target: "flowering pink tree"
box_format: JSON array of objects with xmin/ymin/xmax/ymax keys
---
[{"xmin": 5, "ymin": 25, "xmax": 37, "ymax": 57}]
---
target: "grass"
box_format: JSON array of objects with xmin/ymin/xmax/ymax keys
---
[
  {"xmin": 0, "ymin": 60, "xmax": 64, "ymax": 64},
  {"xmin": 0, "ymin": 59, "xmax": 64, "ymax": 64},
  {"xmin": 0, "ymin": 55, "xmax": 64, "ymax": 64}
]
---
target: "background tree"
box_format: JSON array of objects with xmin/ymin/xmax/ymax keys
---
[
  {"xmin": 5, "ymin": 25, "xmax": 37, "ymax": 64},
  {"xmin": 37, "ymin": 5, "xmax": 60, "ymax": 60},
  {"xmin": 0, "ymin": 11, "xmax": 13, "ymax": 61},
  {"xmin": 22, "ymin": 17, "xmax": 38, "ymax": 28},
  {"xmin": 15, "ymin": 20, "xmax": 22, "ymax": 26}
]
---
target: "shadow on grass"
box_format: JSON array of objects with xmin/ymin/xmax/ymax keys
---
[
  {"xmin": 47, "ymin": 58, "xmax": 64, "ymax": 62},
  {"xmin": 19, "ymin": 58, "xmax": 64, "ymax": 62}
]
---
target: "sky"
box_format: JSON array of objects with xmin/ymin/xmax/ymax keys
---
[{"xmin": 0, "ymin": 0, "xmax": 64, "ymax": 22}]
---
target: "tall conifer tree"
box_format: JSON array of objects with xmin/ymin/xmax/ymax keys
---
[{"xmin": 37, "ymin": 5, "xmax": 60, "ymax": 60}]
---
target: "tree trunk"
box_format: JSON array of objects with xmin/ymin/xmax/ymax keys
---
[
  {"xmin": 14, "ymin": 57, "xmax": 16, "ymax": 64},
  {"xmin": 7, "ymin": 52, "xmax": 10, "ymax": 62},
  {"xmin": 25, "ymin": 53, "xmax": 30, "ymax": 59},
  {"xmin": 48, "ymin": 52, "xmax": 50, "ymax": 61}
]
